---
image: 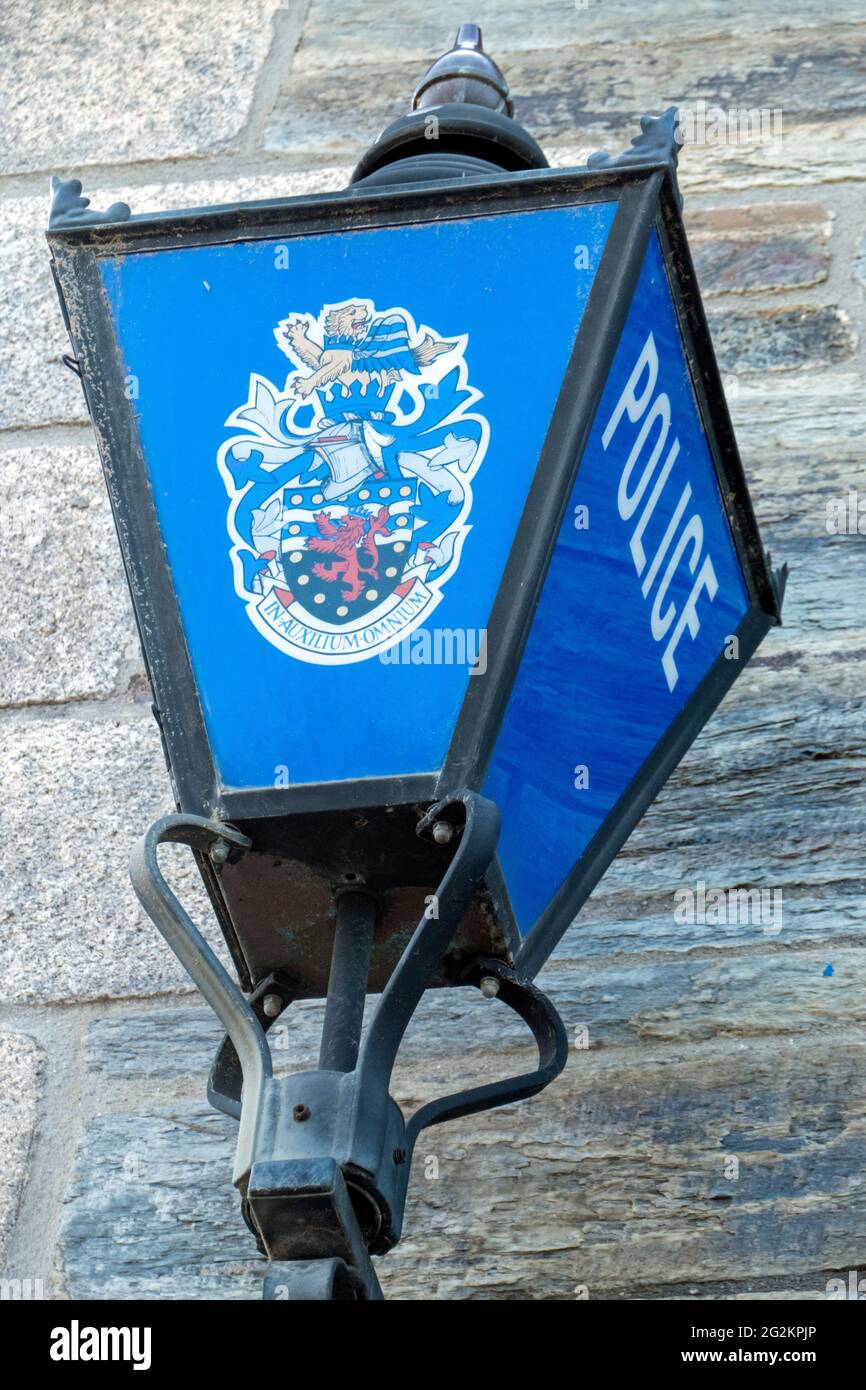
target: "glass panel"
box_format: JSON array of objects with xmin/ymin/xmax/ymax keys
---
[
  {"xmin": 486, "ymin": 230, "xmax": 750, "ymax": 937},
  {"xmin": 101, "ymin": 200, "xmax": 616, "ymax": 789}
]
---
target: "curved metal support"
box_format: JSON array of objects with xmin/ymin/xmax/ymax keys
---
[
  {"xmin": 129, "ymin": 814, "xmax": 272, "ymax": 1185},
  {"xmin": 208, "ymin": 971, "xmax": 296, "ymax": 1121},
  {"xmin": 354, "ymin": 789, "xmax": 500, "ymax": 1103},
  {"xmin": 403, "ymin": 956, "xmax": 569, "ymax": 1161},
  {"xmin": 130, "ymin": 798, "xmax": 565, "ymax": 1297}
]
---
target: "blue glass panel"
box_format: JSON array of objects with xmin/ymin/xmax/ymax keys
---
[
  {"xmin": 101, "ymin": 201, "xmax": 615, "ymax": 789},
  {"xmin": 485, "ymin": 231, "xmax": 750, "ymax": 936}
]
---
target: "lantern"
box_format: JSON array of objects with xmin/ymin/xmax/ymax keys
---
[{"xmin": 48, "ymin": 25, "xmax": 784, "ymax": 1299}]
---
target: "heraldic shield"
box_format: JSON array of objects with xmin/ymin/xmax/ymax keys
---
[{"xmin": 220, "ymin": 298, "xmax": 488, "ymax": 664}]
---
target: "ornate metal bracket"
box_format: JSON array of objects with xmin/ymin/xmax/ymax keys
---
[
  {"xmin": 49, "ymin": 175, "xmax": 131, "ymax": 229},
  {"xmin": 588, "ymin": 107, "xmax": 683, "ymax": 209},
  {"xmin": 130, "ymin": 793, "xmax": 568, "ymax": 1300},
  {"xmin": 767, "ymin": 551, "xmax": 789, "ymax": 619},
  {"xmin": 404, "ymin": 954, "xmax": 568, "ymax": 1148},
  {"xmin": 129, "ymin": 814, "xmax": 267, "ymax": 1190}
]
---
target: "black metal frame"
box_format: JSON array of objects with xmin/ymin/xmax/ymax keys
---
[
  {"xmin": 129, "ymin": 793, "xmax": 568, "ymax": 1299},
  {"xmin": 49, "ymin": 153, "xmax": 783, "ymax": 988}
]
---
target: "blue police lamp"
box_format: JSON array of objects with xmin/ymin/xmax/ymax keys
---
[{"xmin": 47, "ymin": 25, "xmax": 785, "ymax": 1300}]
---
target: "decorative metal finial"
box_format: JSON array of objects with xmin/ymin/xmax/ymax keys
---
[
  {"xmin": 412, "ymin": 22, "xmax": 514, "ymax": 116},
  {"xmin": 49, "ymin": 175, "xmax": 131, "ymax": 230},
  {"xmin": 587, "ymin": 107, "xmax": 683, "ymax": 208}
]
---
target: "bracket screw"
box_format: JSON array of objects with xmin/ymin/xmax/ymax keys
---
[
  {"xmin": 293, "ymin": 1103, "xmax": 311, "ymax": 1122},
  {"xmin": 479, "ymin": 976, "xmax": 500, "ymax": 999},
  {"xmin": 209, "ymin": 839, "xmax": 230, "ymax": 865},
  {"xmin": 431, "ymin": 820, "xmax": 454, "ymax": 845},
  {"xmin": 262, "ymin": 993, "xmax": 283, "ymax": 1019}
]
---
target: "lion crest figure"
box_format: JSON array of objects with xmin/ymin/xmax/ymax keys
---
[{"xmin": 276, "ymin": 301, "xmax": 455, "ymax": 398}]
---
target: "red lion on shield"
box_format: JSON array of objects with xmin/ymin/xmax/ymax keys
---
[{"xmin": 308, "ymin": 507, "xmax": 393, "ymax": 603}]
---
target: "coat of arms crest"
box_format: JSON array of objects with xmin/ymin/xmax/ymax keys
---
[{"xmin": 218, "ymin": 298, "xmax": 489, "ymax": 665}]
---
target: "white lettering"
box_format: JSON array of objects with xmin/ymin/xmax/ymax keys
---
[
  {"xmin": 662, "ymin": 555, "xmax": 719, "ymax": 691},
  {"xmin": 651, "ymin": 513, "xmax": 703, "ymax": 642},
  {"xmin": 602, "ymin": 333, "xmax": 658, "ymax": 449},
  {"xmin": 602, "ymin": 331, "xmax": 727, "ymax": 691},
  {"xmin": 617, "ymin": 393, "xmax": 671, "ymax": 520}
]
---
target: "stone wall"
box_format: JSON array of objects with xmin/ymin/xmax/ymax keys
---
[{"xmin": 1, "ymin": 0, "xmax": 865, "ymax": 1300}]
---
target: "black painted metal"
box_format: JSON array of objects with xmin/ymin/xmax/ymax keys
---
[
  {"xmin": 128, "ymin": 814, "xmax": 267, "ymax": 1188},
  {"xmin": 130, "ymin": 793, "xmax": 568, "ymax": 1297},
  {"xmin": 318, "ymin": 892, "xmax": 377, "ymax": 1073},
  {"xmin": 413, "ymin": 23, "xmax": 513, "ymax": 115},
  {"xmin": 262, "ymin": 1256, "xmax": 368, "ymax": 1301},
  {"xmin": 401, "ymin": 954, "xmax": 569, "ymax": 1164},
  {"xmin": 353, "ymin": 791, "xmax": 500, "ymax": 1108},
  {"xmin": 250, "ymin": 1159, "xmax": 384, "ymax": 1300},
  {"xmin": 48, "ymin": 174, "xmax": 130, "ymax": 228},
  {"xmin": 588, "ymin": 106, "xmax": 684, "ymax": 209},
  {"xmin": 350, "ymin": 105, "xmax": 549, "ymax": 187},
  {"xmin": 351, "ymin": 24, "xmax": 546, "ymax": 187},
  {"xmin": 208, "ymin": 970, "xmax": 297, "ymax": 1121}
]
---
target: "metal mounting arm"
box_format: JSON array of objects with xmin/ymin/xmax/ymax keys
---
[
  {"xmin": 405, "ymin": 954, "xmax": 569, "ymax": 1149},
  {"xmin": 129, "ymin": 794, "xmax": 569, "ymax": 1299},
  {"xmin": 129, "ymin": 813, "xmax": 271, "ymax": 1185},
  {"xmin": 353, "ymin": 790, "xmax": 501, "ymax": 1105}
]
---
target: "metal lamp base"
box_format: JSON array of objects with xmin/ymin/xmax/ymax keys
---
[{"xmin": 130, "ymin": 793, "xmax": 568, "ymax": 1300}]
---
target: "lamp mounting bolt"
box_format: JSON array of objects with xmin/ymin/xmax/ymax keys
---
[
  {"xmin": 209, "ymin": 839, "xmax": 230, "ymax": 865},
  {"xmin": 479, "ymin": 976, "xmax": 500, "ymax": 999},
  {"xmin": 263, "ymin": 993, "xmax": 283, "ymax": 1019},
  {"xmin": 431, "ymin": 820, "xmax": 454, "ymax": 845}
]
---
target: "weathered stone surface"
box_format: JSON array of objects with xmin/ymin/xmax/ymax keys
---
[
  {"xmin": 59, "ymin": 1034, "xmax": 866, "ymax": 1299},
  {"xmin": 0, "ymin": 0, "xmax": 284, "ymax": 175},
  {"xmin": 61, "ymin": 1107, "xmax": 260, "ymax": 1299},
  {"xmin": 0, "ymin": 1032, "xmax": 43, "ymax": 1263},
  {"xmin": 266, "ymin": 23, "xmax": 866, "ymax": 160},
  {"xmin": 708, "ymin": 306, "xmax": 856, "ymax": 372},
  {"xmin": 87, "ymin": 1008, "xmax": 225, "ymax": 1080},
  {"xmin": 856, "ymin": 232, "xmax": 866, "ymax": 292},
  {"xmin": 294, "ymin": 0, "xmax": 866, "ymax": 70},
  {"xmin": 687, "ymin": 204, "xmax": 833, "ymax": 240},
  {"xmin": 730, "ymin": 370, "xmax": 866, "ymax": 455},
  {"xmin": 672, "ymin": 119, "xmax": 866, "ymax": 196},
  {"xmin": 87, "ymin": 940, "xmax": 866, "ymax": 1084},
  {"xmin": 0, "ymin": 714, "xmax": 217, "ymax": 1003},
  {"xmin": 687, "ymin": 203, "xmax": 833, "ymax": 295},
  {"xmin": 0, "ymin": 442, "xmax": 140, "ymax": 706},
  {"xmin": 0, "ymin": 239, "xmax": 87, "ymax": 431},
  {"xmin": 696, "ymin": 231, "xmax": 830, "ymax": 296},
  {"xmin": 383, "ymin": 1036, "xmax": 866, "ymax": 1300}
]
